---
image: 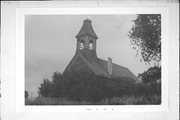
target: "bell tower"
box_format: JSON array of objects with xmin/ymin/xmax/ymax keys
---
[{"xmin": 76, "ymin": 19, "xmax": 98, "ymax": 53}]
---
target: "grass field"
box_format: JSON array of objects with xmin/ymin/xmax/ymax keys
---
[{"xmin": 25, "ymin": 95, "xmax": 161, "ymax": 105}]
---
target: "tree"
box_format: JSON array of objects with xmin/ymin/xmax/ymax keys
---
[
  {"xmin": 38, "ymin": 78, "xmax": 52, "ymax": 97},
  {"xmin": 25, "ymin": 90, "xmax": 29, "ymax": 99},
  {"xmin": 138, "ymin": 66, "xmax": 161, "ymax": 95},
  {"xmin": 51, "ymin": 71, "xmax": 63, "ymax": 97},
  {"xmin": 129, "ymin": 14, "xmax": 161, "ymax": 64},
  {"xmin": 139, "ymin": 66, "xmax": 161, "ymax": 85}
]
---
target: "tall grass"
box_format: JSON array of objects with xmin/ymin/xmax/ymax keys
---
[
  {"xmin": 25, "ymin": 95, "xmax": 161, "ymax": 105},
  {"xmin": 99, "ymin": 95, "xmax": 160, "ymax": 105}
]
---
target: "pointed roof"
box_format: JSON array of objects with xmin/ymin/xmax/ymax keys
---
[
  {"xmin": 64, "ymin": 49, "xmax": 137, "ymax": 80},
  {"xmin": 76, "ymin": 19, "xmax": 98, "ymax": 39},
  {"xmin": 77, "ymin": 49, "xmax": 108, "ymax": 76}
]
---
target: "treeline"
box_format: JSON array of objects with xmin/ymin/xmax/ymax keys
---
[{"xmin": 37, "ymin": 66, "xmax": 161, "ymax": 103}]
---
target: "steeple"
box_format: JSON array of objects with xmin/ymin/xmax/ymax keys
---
[
  {"xmin": 64, "ymin": 18, "xmax": 137, "ymax": 81},
  {"xmin": 76, "ymin": 19, "xmax": 98, "ymax": 52},
  {"xmin": 76, "ymin": 19, "xmax": 98, "ymax": 39}
]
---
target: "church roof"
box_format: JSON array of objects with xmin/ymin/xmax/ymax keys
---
[
  {"xmin": 64, "ymin": 49, "xmax": 137, "ymax": 80},
  {"xmin": 76, "ymin": 49, "xmax": 109, "ymax": 76},
  {"xmin": 76, "ymin": 19, "xmax": 98, "ymax": 39},
  {"xmin": 98, "ymin": 58, "xmax": 137, "ymax": 80}
]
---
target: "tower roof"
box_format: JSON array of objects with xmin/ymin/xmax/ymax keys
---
[{"xmin": 76, "ymin": 19, "xmax": 98, "ymax": 39}]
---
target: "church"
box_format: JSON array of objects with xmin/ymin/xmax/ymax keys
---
[{"xmin": 63, "ymin": 18, "xmax": 137, "ymax": 80}]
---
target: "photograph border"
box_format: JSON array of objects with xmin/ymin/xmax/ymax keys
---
[{"xmin": 16, "ymin": 7, "xmax": 169, "ymax": 112}]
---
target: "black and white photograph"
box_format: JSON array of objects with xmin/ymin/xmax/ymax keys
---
[
  {"xmin": 1, "ymin": 1, "xmax": 179, "ymax": 120},
  {"xmin": 25, "ymin": 15, "xmax": 161, "ymax": 105}
]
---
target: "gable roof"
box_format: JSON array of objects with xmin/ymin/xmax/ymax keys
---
[
  {"xmin": 76, "ymin": 19, "xmax": 98, "ymax": 39},
  {"xmin": 98, "ymin": 58, "xmax": 137, "ymax": 80},
  {"xmin": 64, "ymin": 49, "xmax": 137, "ymax": 80},
  {"xmin": 77, "ymin": 50, "xmax": 109, "ymax": 76}
]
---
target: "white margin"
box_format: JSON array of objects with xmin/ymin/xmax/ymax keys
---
[{"xmin": 16, "ymin": 7, "xmax": 169, "ymax": 112}]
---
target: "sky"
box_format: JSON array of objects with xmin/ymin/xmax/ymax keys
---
[{"xmin": 25, "ymin": 15, "xmax": 152, "ymax": 98}]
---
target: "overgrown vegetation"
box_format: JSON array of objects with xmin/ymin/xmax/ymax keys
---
[
  {"xmin": 26, "ymin": 67, "xmax": 161, "ymax": 105},
  {"xmin": 25, "ymin": 95, "xmax": 161, "ymax": 105}
]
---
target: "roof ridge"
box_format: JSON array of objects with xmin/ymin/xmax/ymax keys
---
[
  {"xmin": 76, "ymin": 51, "xmax": 97, "ymax": 73},
  {"xmin": 63, "ymin": 54, "xmax": 77, "ymax": 73},
  {"xmin": 78, "ymin": 51, "xmax": 109, "ymax": 76}
]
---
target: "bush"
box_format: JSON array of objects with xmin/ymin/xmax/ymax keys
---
[{"xmin": 38, "ymin": 70, "xmax": 161, "ymax": 104}]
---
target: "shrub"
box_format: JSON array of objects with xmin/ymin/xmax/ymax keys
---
[{"xmin": 38, "ymin": 70, "xmax": 161, "ymax": 104}]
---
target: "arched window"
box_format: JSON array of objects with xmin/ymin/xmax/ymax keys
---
[
  {"xmin": 89, "ymin": 40, "xmax": 93, "ymax": 50},
  {"xmin": 80, "ymin": 40, "xmax": 84, "ymax": 50}
]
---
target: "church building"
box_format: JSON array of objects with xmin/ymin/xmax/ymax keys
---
[{"xmin": 64, "ymin": 19, "xmax": 137, "ymax": 80}]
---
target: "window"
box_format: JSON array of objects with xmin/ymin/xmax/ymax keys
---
[
  {"xmin": 80, "ymin": 40, "xmax": 84, "ymax": 50},
  {"xmin": 89, "ymin": 40, "xmax": 93, "ymax": 50}
]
